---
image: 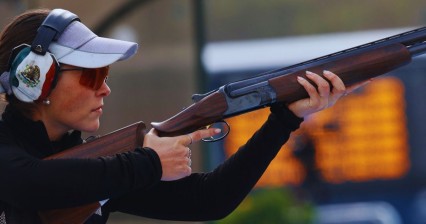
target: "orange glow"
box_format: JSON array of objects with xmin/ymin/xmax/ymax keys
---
[{"xmin": 223, "ymin": 77, "xmax": 410, "ymax": 186}]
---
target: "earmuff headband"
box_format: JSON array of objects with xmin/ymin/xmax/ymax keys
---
[{"xmin": 31, "ymin": 9, "xmax": 80, "ymax": 55}]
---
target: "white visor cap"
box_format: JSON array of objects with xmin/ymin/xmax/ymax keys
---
[{"xmin": 49, "ymin": 21, "xmax": 138, "ymax": 68}]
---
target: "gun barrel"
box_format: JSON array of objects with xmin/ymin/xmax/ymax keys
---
[
  {"xmin": 408, "ymin": 42, "xmax": 426, "ymax": 57},
  {"xmin": 223, "ymin": 26, "xmax": 426, "ymax": 95}
]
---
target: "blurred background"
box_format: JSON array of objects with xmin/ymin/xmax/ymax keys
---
[{"xmin": 1, "ymin": 0, "xmax": 426, "ymax": 223}]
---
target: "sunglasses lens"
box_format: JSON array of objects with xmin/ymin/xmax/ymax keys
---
[{"xmin": 79, "ymin": 67, "xmax": 109, "ymax": 90}]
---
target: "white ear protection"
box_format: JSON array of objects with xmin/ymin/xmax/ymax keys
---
[{"xmin": 6, "ymin": 9, "xmax": 80, "ymax": 102}]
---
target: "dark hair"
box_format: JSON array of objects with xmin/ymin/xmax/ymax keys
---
[{"xmin": 0, "ymin": 9, "xmax": 50, "ymax": 117}]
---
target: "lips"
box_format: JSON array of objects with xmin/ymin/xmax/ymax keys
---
[{"xmin": 92, "ymin": 105, "xmax": 103, "ymax": 112}]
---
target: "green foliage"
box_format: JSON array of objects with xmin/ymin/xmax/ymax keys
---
[{"xmin": 215, "ymin": 188, "xmax": 315, "ymax": 224}]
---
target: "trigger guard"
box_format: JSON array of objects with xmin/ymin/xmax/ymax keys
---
[{"xmin": 202, "ymin": 120, "xmax": 230, "ymax": 142}]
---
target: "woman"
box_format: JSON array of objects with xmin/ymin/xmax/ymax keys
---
[{"xmin": 0, "ymin": 8, "xmax": 362, "ymax": 224}]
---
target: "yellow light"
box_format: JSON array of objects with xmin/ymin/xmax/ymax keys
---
[{"xmin": 223, "ymin": 77, "xmax": 410, "ymax": 187}]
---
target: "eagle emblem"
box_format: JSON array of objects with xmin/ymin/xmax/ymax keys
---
[{"xmin": 17, "ymin": 64, "xmax": 41, "ymax": 87}]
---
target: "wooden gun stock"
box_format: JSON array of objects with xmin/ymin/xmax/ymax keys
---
[
  {"xmin": 269, "ymin": 43, "xmax": 412, "ymax": 103},
  {"xmin": 38, "ymin": 121, "xmax": 146, "ymax": 224}
]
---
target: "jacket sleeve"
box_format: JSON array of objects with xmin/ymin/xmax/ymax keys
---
[
  {"xmin": 0, "ymin": 146, "xmax": 162, "ymax": 210},
  {"xmin": 105, "ymin": 104, "xmax": 303, "ymax": 221}
]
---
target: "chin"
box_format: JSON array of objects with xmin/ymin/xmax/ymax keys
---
[{"xmin": 81, "ymin": 122, "xmax": 100, "ymax": 133}]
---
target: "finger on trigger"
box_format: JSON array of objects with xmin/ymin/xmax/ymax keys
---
[{"xmin": 190, "ymin": 128, "xmax": 221, "ymax": 144}]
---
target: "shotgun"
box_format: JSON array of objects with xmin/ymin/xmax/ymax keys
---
[{"xmin": 39, "ymin": 26, "xmax": 426, "ymax": 223}]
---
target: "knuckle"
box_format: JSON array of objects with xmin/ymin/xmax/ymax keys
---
[
  {"xmin": 185, "ymin": 157, "xmax": 191, "ymax": 164},
  {"xmin": 192, "ymin": 131, "xmax": 201, "ymax": 140},
  {"xmin": 180, "ymin": 163, "xmax": 190, "ymax": 172},
  {"xmin": 310, "ymin": 98, "xmax": 320, "ymax": 106},
  {"xmin": 178, "ymin": 136, "xmax": 187, "ymax": 145},
  {"xmin": 318, "ymin": 82, "xmax": 330, "ymax": 90},
  {"xmin": 305, "ymin": 84, "xmax": 316, "ymax": 92},
  {"xmin": 179, "ymin": 148, "xmax": 187, "ymax": 156}
]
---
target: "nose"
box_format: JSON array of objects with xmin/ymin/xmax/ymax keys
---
[{"xmin": 97, "ymin": 81, "xmax": 111, "ymax": 97}]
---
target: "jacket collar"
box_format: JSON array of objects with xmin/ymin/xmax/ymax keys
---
[{"xmin": 1, "ymin": 105, "xmax": 82, "ymax": 158}]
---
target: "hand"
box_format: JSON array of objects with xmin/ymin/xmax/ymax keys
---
[
  {"xmin": 143, "ymin": 128, "xmax": 221, "ymax": 181},
  {"xmin": 288, "ymin": 70, "xmax": 370, "ymax": 118}
]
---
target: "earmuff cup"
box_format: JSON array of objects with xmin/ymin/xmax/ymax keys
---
[
  {"xmin": 5, "ymin": 9, "xmax": 79, "ymax": 103},
  {"xmin": 8, "ymin": 44, "xmax": 60, "ymax": 102}
]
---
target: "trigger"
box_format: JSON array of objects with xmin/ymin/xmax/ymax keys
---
[{"xmin": 202, "ymin": 120, "xmax": 230, "ymax": 142}]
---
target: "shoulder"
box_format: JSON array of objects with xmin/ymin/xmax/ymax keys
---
[
  {"xmin": 0, "ymin": 120, "xmax": 30, "ymax": 160},
  {"xmin": 0, "ymin": 120, "xmax": 16, "ymax": 144}
]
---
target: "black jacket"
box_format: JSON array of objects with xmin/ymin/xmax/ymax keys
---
[{"xmin": 0, "ymin": 104, "xmax": 302, "ymax": 223}]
